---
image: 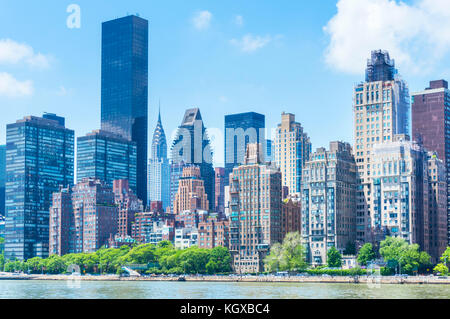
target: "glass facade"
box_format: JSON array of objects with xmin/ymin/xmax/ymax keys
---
[
  {"xmin": 0, "ymin": 145, "xmax": 5, "ymax": 217},
  {"xmin": 101, "ymin": 15, "xmax": 148, "ymax": 204},
  {"xmin": 77, "ymin": 130, "xmax": 137, "ymax": 192},
  {"xmin": 5, "ymin": 115, "xmax": 74, "ymax": 260},
  {"xmin": 224, "ymin": 112, "xmax": 265, "ymax": 185}
]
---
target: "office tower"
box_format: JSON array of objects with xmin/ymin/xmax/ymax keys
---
[
  {"xmin": 5, "ymin": 114, "xmax": 74, "ymax": 260},
  {"xmin": 0, "ymin": 145, "xmax": 5, "ymax": 216},
  {"xmin": 427, "ymin": 152, "xmax": 448, "ymax": 263},
  {"xmin": 229, "ymin": 143, "xmax": 282, "ymax": 273},
  {"xmin": 302, "ymin": 142, "xmax": 357, "ymax": 266},
  {"xmin": 172, "ymin": 166, "xmax": 209, "ymax": 214},
  {"xmin": 281, "ymin": 198, "xmax": 302, "ymax": 239},
  {"xmin": 113, "ymin": 179, "xmax": 143, "ymax": 240},
  {"xmin": 265, "ymin": 139, "xmax": 273, "ymax": 163},
  {"xmin": 369, "ymin": 136, "xmax": 431, "ymax": 250},
  {"xmin": 148, "ymin": 111, "xmax": 170, "ymax": 210},
  {"xmin": 101, "ymin": 15, "xmax": 148, "ymax": 204},
  {"xmin": 171, "ymin": 108, "xmax": 215, "ymax": 210},
  {"xmin": 214, "ymin": 167, "xmax": 225, "ymax": 214},
  {"xmin": 49, "ymin": 187, "xmax": 73, "ymax": 256},
  {"xmin": 274, "ymin": 112, "xmax": 312, "ymax": 197},
  {"xmin": 77, "ymin": 130, "xmax": 137, "ymax": 191},
  {"xmin": 224, "ymin": 112, "xmax": 265, "ymax": 185},
  {"xmin": 412, "ymin": 80, "xmax": 450, "ymax": 245},
  {"xmin": 353, "ymin": 50, "xmax": 410, "ymax": 246},
  {"xmin": 72, "ymin": 179, "xmax": 118, "ymax": 253}
]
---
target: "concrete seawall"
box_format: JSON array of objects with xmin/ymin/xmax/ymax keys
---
[{"xmin": 1, "ymin": 273, "xmax": 449, "ymax": 284}]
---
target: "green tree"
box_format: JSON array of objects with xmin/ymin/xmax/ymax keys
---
[
  {"xmin": 264, "ymin": 232, "xmax": 307, "ymax": 272},
  {"xmin": 439, "ymin": 247, "xmax": 450, "ymax": 266},
  {"xmin": 327, "ymin": 247, "xmax": 342, "ymax": 268},
  {"xmin": 206, "ymin": 246, "xmax": 232, "ymax": 274},
  {"xmin": 24, "ymin": 257, "xmax": 44, "ymax": 274},
  {"xmin": 43, "ymin": 255, "xmax": 67, "ymax": 274},
  {"xmin": 433, "ymin": 263, "xmax": 449, "ymax": 276},
  {"xmin": 357, "ymin": 243, "xmax": 376, "ymax": 266},
  {"xmin": 379, "ymin": 236, "xmax": 431, "ymax": 275}
]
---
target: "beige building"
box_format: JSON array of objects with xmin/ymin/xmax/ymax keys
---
[
  {"xmin": 229, "ymin": 143, "xmax": 283, "ymax": 273},
  {"xmin": 353, "ymin": 50, "xmax": 410, "ymax": 246},
  {"xmin": 301, "ymin": 142, "xmax": 357, "ymax": 266},
  {"xmin": 172, "ymin": 166, "xmax": 209, "ymax": 214},
  {"xmin": 274, "ymin": 112, "xmax": 311, "ymax": 197}
]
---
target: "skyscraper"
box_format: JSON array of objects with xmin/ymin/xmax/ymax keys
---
[
  {"xmin": 101, "ymin": 15, "xmax": 148, "ymax": 204},
  {"xmin": 412, "ymin": 80, "xmax": 450, "ymax": 245},
  {"xmin": 5, "ymin": 114, "xmax": 74, "ymax": 260},
  {"xmin": 229, "ymin": 143, "xmax": 282, "ymax": 273},
  {"xmin": 77, "ymin": 130, "xmax": 137, "ymax": 191},
  {"xmin": 224, "ymin": 112, "xmax": 265, "ymax": 185},
  {"xmin": 353, "ymin": 50, "xmax": 410, "ymax": 246},
  {"xmin": 148, "ymin": 110, "xmax": 170, "ymax": 210},
  {"xmin": 171, "ymin": 108, "xmax": 215, "ymax": 211},
  {"xmin": 302, "ymin": 142, "xmax": 357, "ymax": 266},
  {"xmin": 274, "ymin": 112, "xmax": 312, "ymax": 197},
  {"xmin": 113, "ymin": 179, "xmax": 143, "ymax": 240},
  {"xmin": 0, "ymin": 145, "xmax": 5, "ymax": 217}
]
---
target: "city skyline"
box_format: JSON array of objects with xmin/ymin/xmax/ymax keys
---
[{"xmin": 4, "ymin": 1, "xmax": 450, "ymax": 167}]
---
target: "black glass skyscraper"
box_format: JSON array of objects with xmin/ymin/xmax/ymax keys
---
[
  {"xmin": 0, "ymin": 145, "xmax": 5, "ymax": 217},
  {"xmin": 101, "ymin": 15, "xmax": 148, "ymax": 204},
  {"xmin": 224, "ymin": 112, "xmax": 265, "ymax": 185}
]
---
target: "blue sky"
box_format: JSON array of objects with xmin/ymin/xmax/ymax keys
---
[{"xmin": 1, "ymin": 0, "xmax": 450, "ymax": 166}]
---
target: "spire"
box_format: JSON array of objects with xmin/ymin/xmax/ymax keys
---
[{"xmin": 151, "ymin": 102, "xmax": 168, "ymax": 160}]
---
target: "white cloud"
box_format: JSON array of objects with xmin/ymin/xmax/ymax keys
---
[
  {"xmin": 234, "ymin": 15, "xmax": 244, "ymax": 27},
  {"xmin": 0, "ymin": 39, "xmax": 50, "ymax": 69},
  {"xmin": 192, "ymin": 10, "xmax": 212, "ymax": 30},
  {"xmin": 230, "ymin": 34, "xmax": 273, "ymax": 53},
  {"xmin": 0, "ymin": 72, "xmax": 33, "ymax": 97},
  {"xmin": 324, "ymin": 0, "xmax": 450, "ymax": 75}
]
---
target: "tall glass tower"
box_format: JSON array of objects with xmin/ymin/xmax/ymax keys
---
[
  {"xmin": 148, "ymin": 110, "xmax": 170, "ymax": 210},
  {"xmin": 101, "ymin": 15, "xmax": 148, "ymax": 204},
  {"xmin": 171, "ymin": 108, "xmax": 215, "ymax": 211},
  {"xmin": 5, "ymin": 114, "xmax": 74, "ymax": 260},
  {"xmin": 0, "ymin": 145, "xmax": 5, "ymax": 217}
]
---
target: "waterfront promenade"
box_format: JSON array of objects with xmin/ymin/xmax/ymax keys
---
[{"xmin": 1, "ymin": 272, "xmax": 449, "ymax": 285}]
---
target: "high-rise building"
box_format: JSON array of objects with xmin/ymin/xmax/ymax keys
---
[
  {"xmin": 0, "ymin": 145, "xmax": 5, "ymax": 217},
  {"xmin": 229, "ymin": 143, "xmax": 282, "ymax": 273},
  {"xmin": 49, "ymin": 186, "xmax": 73, "ymax": 256},
  {"xmin": 369, "ymin": 136, "xmax": 428, "ymax": 247},
  {"xmin": 50, "ymin": 178, "xmax": 118, "ymax": 255},
  {"xmin": 172, "ymin": 166, "xmax": 209, "ymax": 214},
  {"xmin": 170, "ymin": 161, "xmax": 185, "ymax": 212},
  {"xmin": 224, "ymin": 112, "xmax": 265, "ymax": 185},
  {"xmin": 171, "ymin": 108, "xmax": 214, "ymax": 210},
  {"xmin": 148, "ymin": 110, "xmax": 170, "ymax": 210},
  {"xmin": 353, "ymin": 50, "xmax": 410, "ymax": 246},
  {"xmin": 281, "ymin": 198, "xmax": 302, "ymax": 239},
  {"xmin": 412, "ymin": 80, "xmax": 450, "ymax": 245},
  {"xmin": 5, "ymin": 114, "xmax": 74, "ymax": 260},
  {"xmin": 198, "ymin": 216, "xmax": 229, "ymax": 249},
  {"xmin": 427, "ymin": 152, "xmax": 448, "ymax": 262},
  {"xmin": 113, "ymin": 179, "xmax": 143, "ymax": 240},
  {"xmin": 274, "ymin": 112, "xmax": 312, "ymax": 196},
  {"xmin": 77, "ymin": 130, "xmax": 137, "ymax": 191},
  {"xmin": 214, "ymin": 167, "xmax": 225, "ymax": 214},
  {"xmin": 265, "ymin": 139, "xmax": 273, "ymax": 163},
  {"xmin": 301, "ymin": 142, "xmax": 357, "ymax": 266},
  {"xmin": 101, "ymin": 15, "xmax": 148, "ymax": 204}
]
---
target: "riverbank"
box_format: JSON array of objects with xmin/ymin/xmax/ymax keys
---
[{"xmin": 1, "ymin": 272, "xmax": 449, "ymax": 284}]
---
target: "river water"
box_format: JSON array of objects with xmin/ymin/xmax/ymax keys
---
[{"xmin": 0, "ymin": 280, "xmax": 449, "ymax": 299}]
